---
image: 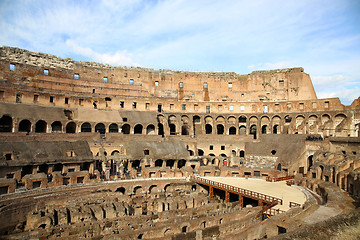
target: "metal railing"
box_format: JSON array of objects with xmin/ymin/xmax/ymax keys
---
[
  {"xmin": 266, "ymin": 175, "xmax": 295, "ymax": 182},
  {"xmin": 264, "ymin": 208, "xmax": 286, "ymax": 216},
  {"xmin": 190, "ymin": 176, "xmax": 282, "ymax": 205},
  {"xmin": 289, "ymin": 201, "xmax": 301, "ymax": 208}
]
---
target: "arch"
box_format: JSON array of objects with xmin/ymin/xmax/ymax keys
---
[
  {"xmin": 229, "ymin": 126, "xmax": 236, "ymax": 135},
  {"xmin": 277, "ymin": 163, "xmax": 282, "ymax": 171},
  {"xmin": 308, "ymin": 155, "xmax": 313, "ymax": 171},
  {"xmin": 239, "ymin": 126, "xmax": 246, "ymax": 135},
  {"xmin": 111, "ymin": 150, "xmax": 120, "ymax": 156},
  {"xmin": 240, "ymin": 150, "xmax": 245, "ymax": 158},
  {"xmin": 133, "ymin": 186, "xmax": 143, "ymax": 194},
  {"xmin": 250, "ymin": 124, "xmax": 257, "ymax": 139},
  {"xmin": 122, "ymin": 124, "xmax": 130, "ymax": 134},
  {"xmin": 273, "ymin": 124, "xmax": 279, "ymax": 134},
  {"xmin": 164, "ymin": 184, "xmax": 171, "ymax": 192},
  {"xmin": 178, "ymin": 159, "xmax": 186, "ymax": 169},
  {"xmin": 217, "ymin": 124, "xmax": 224, "ymax": 135},
  {"xmin": 239, "ymin": 116, "xmax": 247, "ymax": 123},
  {"xmin": 109, "ymin": 123, "xmax": 118, "ymax": 133},
  {"xmin": 204, "ymin": 116, "xmax": 213, "ymax": 124},
  {"xmin": 35, "ymin": 120, "xmax": 47, "ymax": 133},
  {"xmin": 261, "ymin": 125, "xmax": 267, "ymax": 134},
  {"xmin": 220, "ymin": 153, "xmax": 227, "ymax": 157},
  {"xmin": 193, "ymin": 115, "xmax": 201, "ymax": 123},
  {"xmin": 0, "ymin": 115, "xmax": 12, "ymax": 132},
  {"xmin": 65, "ymin": 122, "xmax": 76, "ymax": 133},
  {"xmin": 198, "ymin": 149, "xmax": 204, "ymax": 156},
  {"xmin": 95, "ymin": 123, "xmax": 105, "ymax": 134},
  {"xmin": 51, "ymin": 121, "xmax": 62, "ymax": 132},
  {"xmin": 134, "ymin": 124, "xmax": 143, "ymax": 134},
  {"xmin": 155, "ymin": 159, "xmax": 163, "ymax": 167},
  {"xmin": 169, "ymin": 124, "xmax": 176, "ymax": 135},
  {"xmin": 17, "ymin": 119, "xmax": 28, "ymax": 132},
  {"xmin": 81, "ymin": 122, "xmax": 92, "ymax": 132},
  {"xmin": 181, "ymin": 125, "xmax": 189, "ymax": 135},
  {"xmin": 216, "ymin": 116, "xmax": 225, "ymax": 123},
  {"xmin": 205, "ymin": 124, "xmax": 212, "ymax": 134},
  {"xmin": 146, "ymin": 124, "xmax": 156, "ymax": 135},
  {"xmin": 115, "ymin": 187, "xmax": 125, "ymax": 194},
  {"xmin": 227, "ymin": 116, "xmax": 236, "ymax": 124},
  {"xmin": 149, "ymin": 185, "xmax": 159, "ymax": 194}
]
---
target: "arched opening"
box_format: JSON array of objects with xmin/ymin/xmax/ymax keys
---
[
  {"xmin": 178, "ymin": 159, "xmax": 186, "ymax": 169},
  {"xmin": 229, "ymin": 126, "xmax": 236, "ymax": 135},
  {"xmin": 35, "ymin": 120, "xmax": 47, "ymax": 133},
  {"xmin": 217, "ymin": 124, "xmax": 224, "ymax": 135},
  {"xmin": 261, "ymin": 125, "xmax": 267, "ymax": 134},
  {"xmin": 134, "ymin": 124, "xmax": 143, "ymax": 134},
  {"xmin": 198, "ymin": 149, "xmax": 204, "ymax": 156},
  {"xmin": 193, "ymin": 115, "xmax": 201, "ymax": 136},
  {"xmin": 188, "ymin": 150, "xmax": 194, "ymax": 156},
  {"xmin": 205, "ymin": 124, "xmax": 212, "ymax": 134},
  {"xmin": 169, "ymin": 124, "xmax": 176, "ymax": 135},
  {"xmin": 240, "ymin": 150, "xmax": 245, "ymax": 158},
  {"xmin": 308, "ymin": 155, "xmax": 313, "ymax": 171},
  {"xmin": 19, "ymin": 119, "xmax": 31, "ymax": 132},
  {"xmin": 115, "ymin": 187, "xmax": 125, "ymax": 194},
  {"xmin": 273, "ymin": 124, "xmax": 279, "ymax": 134},
  {"xmin": 122, "ymin": 124, "xmax": 130, "ymax": 134},
  {"xmin": 109, "ymin": 123, "xmax": 118, "ymax": 133},
  {"xmin": 220, "ymin": 153, "xmax": 227, "ymax": 157},
  {"xmin": 65, "ymin": 122, "xmax": 76, "ymax": 133},
  {"xmin": 111, "ymin": 150, "xmax": 119, "ymax": 156},
  {"xmin": 239, "ymin": 116, "xmax": 247, "ymax": 123},
  {"xmin": 271, "ymin": 150, "xmax": 276, "ymax": 155},
  {"xmin": 133, "ymin": 186, "xmax": 143, "ymax": 194},
  {"xmin": 277, "ymin": 163, "xmax": 282, "ymax": 171},
  {"xmin": 95, "ymin": 123, "xmax": 105, "ymax": 134},
  {"xmin": 51, "ymin": 121, "xmax": 62, "ymax": 132},
  {"xmin": 131, "ymin": 160, "xmax": 141, "ymax": 169},
  {"xmin": 166, "ymin": 160, "xmax": 175, "ymax": 169},
  {"xmin": 146, "ymin": 124, "xmax": 155, "ymax": 135},
  {"xmin": 155, "ymin": 159, "xmax": 163, "ymax": 167},
  {"xmin": 0, "ymin": 115, "xmax": 12, "ymax": 132},
  {"xmin": 81, "ymin": 122, "xmax": 92, "ymax": 132},
  {"xmin": 158, "ymin": 123, "xmax": 164, "ymax": 136},
  {"xmin": 239, "ymin": 126, "xmax": 246, "ymax": 135},
  {"xmin": 182, "ymin": 226, "xmax": 188, "ymax": 233},
  {"xmin": 250, "ymin": 125, "xmax": 257, "ymax": 139},
  {"xmin": 181, "ymin": 125, "xmax": 189, "ymax": 135}
]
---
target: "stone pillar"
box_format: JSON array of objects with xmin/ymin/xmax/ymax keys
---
[
  {"xmin": 225, "ymin": 191, "xmax": 230, "ymax": 203},
  {"xmin": 209, "ymin": 186, "xmax": 213, "ymax": 199}
]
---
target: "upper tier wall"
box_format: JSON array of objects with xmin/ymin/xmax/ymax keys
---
[{"xmin": 0, "ymin": 46, "xmax": 317, "ymax": 103}]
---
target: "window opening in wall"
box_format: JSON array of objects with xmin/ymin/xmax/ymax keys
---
[
  {"xmin": 312, "ymin": 102, "xmax": 317, "ymax": 109},
  {"xmin": 120, "ymin": 101, "xmax": 124, "ymax": 108},
  {"xmin": 5, "ymin": 153, "xmax": 12, "ymax": 160},
  {"xmin": 157, "ymin": 104, "xmax": 161, "ymax": 112},
  {"xmin": 10, "ymin": 63, "xmax": 15, "ymax": 71},
  {"xmin": 206, "ymin": 105, "xmax": 210, "ymax": 113},
  {"xmin": 93, "ymin": 101, "xmax": 97, "ymax": 109},
  {"xmin": 179, "ymin": 82, "xmax": 183, "ymax": 87},
  {"xmin": 132, "ymin": 102, "xmax": 137, "ymax": 109},
  {"xmin": 155, "ymin": 81, "xmax": 159, "ymax": 86},
  {"xmin": 130, "ymin": 79, "xmax": 134, "ymax": 85},
  {"xmin": 275, "ymin": 104, "xmax": 279, "ymax": 111},
  {"xmin": 209, "ymin": 145, "xmax": 213, "ymax": 150},
  {"xmin": 299, "ymin": 103, "xmax": 304, "ymax": 110},
  {"xmin": 240, "ymin": 150, "xmax": 245, "ymax": 158},
  {"xmin": 228, "ymin": 82, "xmax": 232, "ymax": 88},
  {"xmin": 194, "ymin": 104, "xmax": 198, "ymax": 110},
  {"xmin": 50, "ymin": 96, "xmax": 54, "ymax": 103},
  {"xmin": 240, "ymin": 105, "xmax": 245, "ymax": 111},
  {"xmin": 170, "ymin": 104, "xmax": 174, "ymax": 110},
  {"xmin": 221, "ymin": 146, "xmax": 225, "ymax": 150},
  {"xmin": 92, "ymin": 89, "xmax": 96, "ymax": 93},
  {"xmin": 263, "ymin": 105, "xmax": 268, "ymax": 113},
  {"xmin": 79, "ymin": 98, "xmax": 84, "ymax": 106},
  {"xmin": 144, "ymin": 149, "xmax": 149, "ymax": 155},
  {"xmin": 287, "ymin": 103, "xmax": 291, "ymax": 110},
  {"xmin": 325, "ymin": 101, "xmax": 329, "ymax": 108},
  {"xmin": 138, "ymin": 73, "xmax": 141, "ymax": 78},
  {"xmin": 44, "ymin": 69, "xmax": 49, "ymax": 75},
  {"xmin": 6, "ymin": 173, "xmax": 14, "ymax": 179},
  {"xmin": 182, "ymin": 104, "xmax": 186, "ymax": 110},
  {"xmin": 124, "ymin": 72, "xmax": 127, "ymax": 77},
  {"xmin": 16, "ymin": 93, "xmax": 22, "ymax": 103},
  {"xmin": 229, "ymin": 105, "xmax": 234, "ymax": 111},
  {"xmin": 34, "ymin": 94, "xmax": 39, "ymax": 102},
  {"xmin": 271, "ymin": 150, "xmax": 277, "ymax": 155},
  {"xmin": 218, "ymin": 105, "xmax": 223, "ymax": 110},
  {"xmin": 74, "ymin": 73, "xmax": 79, "ymax": 79},
  {"xmin": 279, "ymin": 80, "xmax": 284, "ymax": 87},
  {"xmin": 65, "ymin": 97, "xmax": 69, "ymax": 104},
  {"xmin": 103, "ymin": 77, "xmax": 108, "ymax": 83},
  {"xmin": 241, "ymin": 93, "xmax": 244, "ymax": 97},
  {"xmin": 105, "ymin": 97, "xmax": 111, "ymax": 102},
  {"xmin": 203, "ymin": 82, "xmax": 208, "ymax": 88},
  {"xmin": 0, "ymin": 90, "xmax": 4, "ymax": 98},
  {"xmin": 122, "ymin": 118, "xmax": 127, "ymax": 122}
]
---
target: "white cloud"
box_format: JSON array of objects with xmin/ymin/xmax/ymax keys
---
[{"xmin": 66, "ymin": 40, "xmax": 140, "ymax": 66}]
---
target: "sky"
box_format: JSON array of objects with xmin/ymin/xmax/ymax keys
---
[{"xmin": 0, "ymin": 0, "xmax": 359, "ymax": 105}]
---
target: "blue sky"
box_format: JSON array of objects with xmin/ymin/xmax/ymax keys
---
[{"xmin": 0, "ymin": 0, "xmax": 359, "ymax": 105}]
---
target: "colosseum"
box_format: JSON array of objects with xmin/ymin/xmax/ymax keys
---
[{"xmin": 0, "ymin": 46, "xmax": 359, "ymax": 239}]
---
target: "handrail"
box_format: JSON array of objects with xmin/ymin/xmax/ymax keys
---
[
  {"xmin": 289, "ymin": 201, "xmax": 301, "ymax": 208},
  {"xmin": 190, "ymin": 176, "xmax": 282, "ymax": 205},
  {"xmin": 266, "ymin": 175, "xmax": 295, "ymax": 182}
]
